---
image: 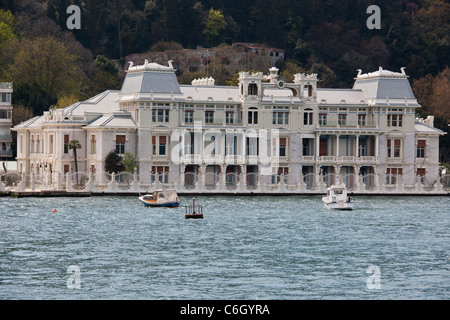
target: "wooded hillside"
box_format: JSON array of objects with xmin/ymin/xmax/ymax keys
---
[{"xmin": 0, "ymin": 0, "xmax": 449, "ymax": 161}]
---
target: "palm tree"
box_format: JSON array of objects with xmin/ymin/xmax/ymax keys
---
[{"xmin": 68, "ymin": 140, "xmax": 82, "ymax": 185}]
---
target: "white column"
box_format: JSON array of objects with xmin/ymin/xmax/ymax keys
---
[
  {"xmin": 336, "ymin": 135, "xmax": 340, "ymax": 158},
  {"xmin": 315, "ymin": 133, "xmax": 320, "ymax": 159}
]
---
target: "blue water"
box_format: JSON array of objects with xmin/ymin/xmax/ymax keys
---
[{"xmin": 0, "ymin": 195, "xmax": 448, "ymax": 299}]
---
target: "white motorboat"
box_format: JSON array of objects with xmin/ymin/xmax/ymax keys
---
[
  {"xmin": 322, "ymin": 184, "xmax": 353, "ymax": 210},
  {"xmin": 139, "ymin": 189, "xmax": 181, "ymax": 207}
]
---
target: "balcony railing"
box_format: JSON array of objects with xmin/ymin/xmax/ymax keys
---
[
  {"xmin": 318, "ymin": 119, "xmax": 377, "ymax": 129},
  {"xmin": 0, "ymin": 83, "xmax": 13, "ymax": 89}
]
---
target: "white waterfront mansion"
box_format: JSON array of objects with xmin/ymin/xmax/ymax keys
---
[
  {"xmin": 0, "ymin": 82, "xmax": 13, "ymax": 160},
  {"xmin": 11, "ymin": 61, "xmax": 446, "ymax": 194}
]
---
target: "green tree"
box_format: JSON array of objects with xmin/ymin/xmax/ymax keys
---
[
  {"xmin": 203, "ymin": 8, "xmax": 226, "ymax": 46},
  {"xmin": 0, "ymin": 9, "xmax": 15, "ymax": 50},
  {"xmin": 3, "ymin": 36, "xmax": 85, "ymax": 114},
  {"xmin": 104, "ymin": 150, "xmax": 123, "ymax": 174},
  {"xmin": 68, "ymin": 140, "xmax": 82, "ymax": 185},
  {"xmin": 95, "ymin": 55, "xmax": 119, "ymax": 75},
  {"xmin": 122, "ymin": 152, "xmax": 136, "ymax": 174}
]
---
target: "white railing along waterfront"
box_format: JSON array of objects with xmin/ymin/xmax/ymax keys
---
[{"xmin": 1, "ymin": 172, "xmax": 449, "ymax": 195}]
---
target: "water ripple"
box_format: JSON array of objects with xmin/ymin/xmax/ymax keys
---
[{"xmin": 0, "ymin": 195, "xmax": 449, "ymax": 299}]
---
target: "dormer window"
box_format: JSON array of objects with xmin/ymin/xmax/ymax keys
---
[{"xmin": 248, "ymin": 83, "xmax": 258, "ymax": 96}]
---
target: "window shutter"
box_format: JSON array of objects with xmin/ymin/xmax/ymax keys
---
[{"xmin": 116, "ymin": 135, "xmax": 126, "ymax": 143}]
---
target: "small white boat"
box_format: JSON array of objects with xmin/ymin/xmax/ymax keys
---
[
  {"xmin": 322, "ymin": 184, "xmax": 353, "ymax": 210},
  {"xmin": 139, "ymin": 189, "xmax": 180, "ymax": 207}
]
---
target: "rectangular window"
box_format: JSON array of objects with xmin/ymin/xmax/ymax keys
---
[
  {"xmin": 387, "ymin": 138, "xmax": 401, "ymax": 158},
  {"xmin": 319, "ymin": 114, "xmax": 327, "ymax": 126},
  {"xmin": 358, "ymin": 114, "xmax": 366, "ymax": 126},
  {"xmin": 159, "ymin": 136, "xmax": 166, "ymax": 155},
  {"xmin": 273, "ymin": 167, "xmax": 289, "ymax": 184},
  {"xmin": 358, "ymin": 139, "xmax": 367, "ymax": 157},
  {"xmin": 152, "ymin": 135, "xmax": 168, "ymax": 156},
  {"xmin": 185, "ymin": 111, "xmax": 193, "ymax": 123},
  {"xmin": 64, "ymin": 165, "xmax": 70, "ymax": 174},
  {"xmin": 184, "ymin": 132, "xmax": 194, "ymax": 155},
  {"xmin": 31, "ymin": 136, "xmax": 35, "ymax": 153},
  {"xmin": 205, "ymin": 111, "xmax": 214, "ymax": 123},
  {"xmin": 279, "ymin": 138, "xmax": 287, "ymax": 157},
  {"xmin": 416, "ymin": 140, "xmax": 426, "ymax": 158},
  {"xmin": 272, "ymin": 110, "xmax": 289, "ymax": 125},
  {"xmin": 386, "ymin": 168, "xmax": 403, "ymax": 185},
  {"xmin": 338, "ymin": 114, "xmax": 347, "ymax": 126},
  {"xmin": 64, "ymin": 135, "xmax": 69, "ymax": 154},
  {"xmin": 1, "ymin": 92, "xmax": 11, "ymax": 103},
  {"xmin": 387, "ymin": 113, "xmax": 403, "ymax": 127},
  {"xmin": 152, "ymin": 109, "xmax": 169, "ymax": 123},
  {"xmin": 49, "ymin": 135, "xmax": 54, "ymax": 154},
  {"xmin": 151, "ymin": 166, "xmax": 169, "ymax": 183},
  {"xmin": 116, "ymin": 135, "xmax": 126, "ymax": 154},
  {"xmin": 302, "ymin": 139, "xmax": 311, "ymax": 156},
  {"xmin": 246, "ymin": 137, "xmax": 259, "ymax": 156},
  {"xmin": 248, "ymin": 109, "xmax": 258, "ymax": 125},
  {"xmin": 226, "ymin": 111, "xmax": 234, "ymax": 124},
  {"xmin": 91, "ymin": 135, "xmax": 96, "ymax": 154},
  {"xmin": 394, "ymin": 139, "xmax": 401, "ymax": 158},
  {"xmin": 303, "ymin": 110, "xmax": 313, "ymax": 125}
]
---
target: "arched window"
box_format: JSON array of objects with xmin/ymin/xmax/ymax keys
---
[
  {"xmin": 248, "ymin": 107, "xmax": 258, "ymax": 125},
  {"xmin": 248, "ymin": 83, "xmax": 258, "ymax": 96},
  {"xmin": 304, "ymin": 85, "xmax": 313, "ymax": 97},
  {"xmin": 303, "ymin": 108, "xmax": 313, "ymax": 126}
]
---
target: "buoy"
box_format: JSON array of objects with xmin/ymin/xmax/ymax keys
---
[
  {"xmin": 185, "ymin": 197, "xmax": 203, "ymax": 219},
  {"xmin": 52, "ymin": 209, "xmax": 57, "ymax": 212}
]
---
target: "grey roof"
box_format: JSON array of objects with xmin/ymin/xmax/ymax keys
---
[
  {"xmin": 353, "ymin": 78, "xmax": 415, "ymax": 99},
  {"xmin": 86, "ymin": 112, "xmax": 137, "ymax": 129},
  {"xmin": 64, "ymin": 90, "xmax": 120, "ymax": 116},
  {"xmin": 415, "ymin": 122, "xmax": 445, "ymax": 135},
  {"xmin": 13, "ymin": 116, "xmax": 42, "ymax": 129},
  {"xmin": 352, "ymin": 68, "xmax": 416, "ymax": 100},
  {"xmin": 179, "ymin": 85, "xmax": 238, "ymax": 103},
  {"xmin": 121, "ymin": 72, "xmax": 182, "ymax": 94},
  {"xmin": 317, "ymin": 88, "xmax": 366, "ymax": 105}
]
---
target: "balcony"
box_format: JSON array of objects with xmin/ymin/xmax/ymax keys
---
[
  {"xmin": 302, "ymin": 155, "xmax": 315, "ymax": 162},
  {"xmin": 415, "ymin": 157, "xmax": 428, "ymax": 164},
  {"xmin": 225, "ymin": 155, "xmax": 245, "ymax": 165},
  {"xmin": 318, "ymin": 119, "xmax": 377, "ymax": 129},
  {"xmin": 359, "ymin": 156, "xmax": 378, "ymax": 164},
  {"xmin": 339, "ymin": 156, "xmax": 356, "ymax": 164},
  {"xmin": 318, "ymin": 156, "xmax": 336, "ymax": 163},
  {"xmin": 181, "ymin": 154, "xmax": 203, "ymax": 164},
  {"xmin": 204, "ymin": 155, "xmax": 224, "ymax": 164}
]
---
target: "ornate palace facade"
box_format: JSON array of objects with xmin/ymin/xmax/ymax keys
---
[{"xmin": 11, "ymin": 61, "xmax": 445, "ymax": 194}]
